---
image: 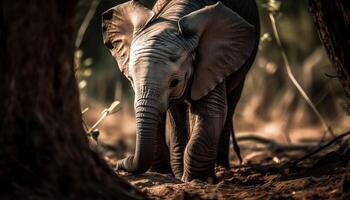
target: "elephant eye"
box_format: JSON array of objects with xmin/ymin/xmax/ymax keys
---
[{"xmin": 169, "ymin": 79, "xmax": 179, "ymax": 88}]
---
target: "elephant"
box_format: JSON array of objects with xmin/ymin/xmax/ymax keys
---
[{"xmin": 102, "ymin": 0, "xmax": 260, "ymax": 182}]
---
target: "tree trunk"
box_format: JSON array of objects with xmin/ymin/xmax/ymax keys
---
[
  {"xmin": 308, "ymin": 0, "xmax": 350, "ymax": 112},
  {"xmin": 308, "ymin": 0, "xmax": 350, "ymax": 195},
  {"xmin": 0, "ymin": 1, "xmax": 145, "ymax": 199}
]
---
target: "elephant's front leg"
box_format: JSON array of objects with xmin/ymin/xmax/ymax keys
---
[
  {"xmin": 217, "ymin": 80, "xmax": 245, "ymax": 168},
  {"xmin": 150, "ymin": 113, "xmax": 172, "ymax": 174},
  {"xmin": 167, "ymin": 102, "xmax": 190, "ymax": 179},
  {"xmin": 182, "ymin": 82, "xmax": 227, "ymax": 182}
]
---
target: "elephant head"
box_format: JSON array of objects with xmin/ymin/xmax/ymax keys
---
[{"xmin": 102, "ymin": 0, "xmax": 256, "ymax": 174}]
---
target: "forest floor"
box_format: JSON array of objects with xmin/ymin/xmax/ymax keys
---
[
  {"xmin": 84, "ymin": 104, "xmax": 350, "ymax": 199},
  {"xmin": 117, "ymin": 149, "xmax": 347, "ymax": 200},
  {"xmin": 98, "ymin": 130, "xmax": 349, "ymax": 200}
]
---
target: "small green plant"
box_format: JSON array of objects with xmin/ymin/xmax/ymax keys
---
[
  {"xmin": 82, "ymin": 101, "xmax": 121, "ymax": 143},
  {"xmin": 75, "ymin": 0, "xmax": 101, "ymax": 92},
  {"xmin": 75, "ymin": 49, "xmax": 93, "ymax": 91}
]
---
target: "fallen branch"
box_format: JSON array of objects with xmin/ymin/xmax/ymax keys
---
[
  {"xmin": 290, "ymin": 130, "xmax": 350, "ymax": 167},
  {"xmin": 237, "ymin": 135, "xmax": 316, "ymax": 152}
]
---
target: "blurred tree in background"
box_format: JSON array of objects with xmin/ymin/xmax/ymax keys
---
[
  {"xmin": 307, "ymin": 0, "xmax": 350, "ymax": 194},
  {"xmin": 243, "ymin": 0, "xmax": 347, "ymax": 130}
]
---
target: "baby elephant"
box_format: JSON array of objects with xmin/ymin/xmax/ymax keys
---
[{"xmin": 102, "ymin": 0, "xmax": 260, "ymax": 182}]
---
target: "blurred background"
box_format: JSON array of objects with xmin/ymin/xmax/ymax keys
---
[{"xmin": 76, "ymin": 0, "xmax": 349, "ymax": 159}]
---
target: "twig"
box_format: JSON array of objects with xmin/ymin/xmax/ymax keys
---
[
  {"xmin": 82, "ymin": 107, "xmax": 89, "ymax": 114},
  {"xmin": 268, "ymin": 13, "xmax": 334, "ymax": 138},
  {"xmin": 81, "ymin": 107, "xmax": 90, "ymax": 131},
  {"xmin": 75, "ymin": 0, "xmax": 100, "ymax": 48},
  {"xmin": 324, "ymin": 73, "xmax": 339, "ymax": 79},
  {"xmin": 291, "ymin": 130, "xmax": 350, "ymax": 167},
  {"xmin": 87, "ymin": 101, "xmax": 120, "ymax": 133},
  {"xmin": 82, "ymin": 119, "xmax": 90, "ymax": 132},
  {"xmin": 238, "ymin": 135, "xmax": 275, "ymax": 145},
  {"xmin": 237, "ymin": 135, "xmax": 316, "ymax": 152}
]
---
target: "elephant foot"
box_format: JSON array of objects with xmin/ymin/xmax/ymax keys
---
[
  {"xmin": 171, "ymin": 167, "xmax": 183, "ymax": 180},
  {"xmin": 174, "ymin": 173, "xmax": 183, "ymax": 180},
  {"xmin": 181, "ymin": 172, "xmax": 218, "ymax": 184},
  {"xmin": 181, "ymin": 173, "xmax": 194, "ymax": 183}
]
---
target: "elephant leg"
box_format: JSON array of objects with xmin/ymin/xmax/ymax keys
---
[
  {"xmin": 216, "ymin": 80, "xmax": 244, "ymax": 168},
  {"xmin": 150, "ymin": 113, "xmax": 172, "ymax": 174},
  {"xmin": 182, "ymin": 81, "xmax": 227, "ymax": 182},
  {"xmin": 167, "ymin": 101, "xmax": 190, "ymax": 179}
]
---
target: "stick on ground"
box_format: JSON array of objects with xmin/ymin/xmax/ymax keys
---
[{"xmin": 291, "ymin": 130, "xmax": 350, "ymax": 167}]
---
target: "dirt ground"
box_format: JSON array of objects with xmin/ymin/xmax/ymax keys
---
[
  {"xmin": 84, "ymin": 104, "xmax": 350, "ymax": 199},
  {"xmin": 98, "ymin": 131, "xmax": 349, "ymax": 200},
  {"xmin": 110, "ymin": 147, "xmax": 347, "ymax": 200}
]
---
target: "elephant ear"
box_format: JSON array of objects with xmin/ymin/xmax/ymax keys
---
[
  {"xmin": 152, "ymin": 0, "xmax": 172, "ymax": 15},
  {"xmin": 102, "ymin": 0, "xmax": 154, "ymax": 75},
  {"xmin": 178, "ymin": 2, "xmax": 256, "ymax": 101}
]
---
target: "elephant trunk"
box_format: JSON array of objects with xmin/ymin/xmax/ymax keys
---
[{"xmin": 116, "ymin": 86, "xmax": 161, "ymax": 174}]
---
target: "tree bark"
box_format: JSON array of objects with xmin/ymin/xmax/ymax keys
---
[
  {"xmin": 308, "ymin": 0, "xmax": 350, "ymax": 112},
  {"xmin": 0, "ymin": 1, "xmax": 145, "ymax": 199},
  {"xmin": 308, "ymin": 0, "xmax": 350, "ymax": 195}
]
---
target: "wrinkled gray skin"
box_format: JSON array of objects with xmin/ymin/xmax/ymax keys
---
[{"xmin": 102, "ymin": 0, "xmax": 260, "ymax": 182}]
